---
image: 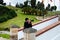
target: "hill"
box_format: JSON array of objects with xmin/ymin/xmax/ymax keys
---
[
  {"xmin": 0, "ymin": 6, "xmax": 60, "ymax": 31},
  {"xmin": 0, "ymin": 6, "xmax": 39, "ymax": 31},
  {"xmin": 0, "ymin": 6, "xmax": 17, "ymax": 23}
]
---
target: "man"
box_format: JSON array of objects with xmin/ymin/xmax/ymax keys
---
[{"xmin": 24, "ymin": 18, "xmax": 32, "ymax": 29}]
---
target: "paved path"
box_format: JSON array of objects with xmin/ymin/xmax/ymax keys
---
[
  {"xmin": 0, "ymin": 37, "xmax": 9, "ymax": 40},
  {"xmin": 36, "ymin": 16, "xmax": 50, "ymax": 21},
  {"xmin": 0, "ymin": 31, "xmax": 10, "ymax": 35}
]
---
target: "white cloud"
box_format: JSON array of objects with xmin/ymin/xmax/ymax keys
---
[
  {"xmin": 4, "ymin": 0, "xmax": 26, "ymax": 6},
  {"xmin": 3, "ymin": 0, "xmax": 60, "ymax": 11},
  {"xmin": 4, "ymin": 0, "xmax": 11, "ymax": 5},
  {"xmin": 4, "ymin": 0, "xmax": 11, "ymax": 2}
]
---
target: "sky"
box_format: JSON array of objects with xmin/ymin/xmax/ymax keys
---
[{"xmin": 4, "ymin": 0, "xmax": 60, "ymax": 11}]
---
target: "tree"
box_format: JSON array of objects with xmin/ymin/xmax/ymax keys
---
[
  {"xmin": 37, "ymin": 1, "xmax": 41, "ymax": 9},
  {"xmin": 19, "ymin": 3, "xmax": 23, "ymax": 8},
  {"xmin": 54, "ymin": 6, "xmax": 57, "ymax": 11},
  {"xmin": 0, "ymin": 0, "xmax": 3, "ymax": 4},
  {"xmin": 50, "ymin": 6, "xmax": 57, "ymax": 11},
  {"xmin": 40, "ymin": 2, "xmax": 44, "ymax": 10},
  {"xmin": 41, "ymin": 10, "xmax": 48, "ymax": 19},
  {"xmin": 2, "ymin": 3, "xmax": 6, "ymax": 5},
  {"xmin": 37, "ymin": 1, "xmax": 46, "ymax": 19},
  {"xmin": 48, "ymin": 4, "xmax": 50, "ymax": 8},
  {"xmin": 0, "ymin": 0, "xmax": 6, "ymax": 5},
  {"xmin": 50, "ymin": 6, "xmax": 54, "ymax": 11},
  {"xmin": 46, "ymin": 4, "xmax": 50, "ymax": 11},
  {"xmin": 16, "ymin": 2, "xmax": 19, "ymax": 8},
  {"xmin": 31, "ymin": 0, "xmax": 36, "ymax": 8},
  {"xmin": 36, "ymin": 1, "xmax": 45, "ymax": 10},
  {"xmin": 24, "ymin": 1, "xmax": 28, "ymax": 7}
]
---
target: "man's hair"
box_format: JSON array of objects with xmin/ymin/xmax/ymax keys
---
[{"xmin": 25, "ymin": 18, "xmax": 29, "ymax": 21}]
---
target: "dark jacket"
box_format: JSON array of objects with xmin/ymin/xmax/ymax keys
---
[{"xmin": 24, "ymin": 21, "xmax": 32, "ymax": 29}]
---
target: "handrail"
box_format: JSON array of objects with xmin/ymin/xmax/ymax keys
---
[
  {"xmin": 18, "ymin": 15, "xmax": 58, "ymax": 31},
  {"xmin": 36, "ymin": 21, "xmax": 60, "ymax": 37}
]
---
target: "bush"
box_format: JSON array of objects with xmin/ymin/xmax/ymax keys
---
[
  {"xmin": 0, "ymin": 17, "xmax": 7, "ymax": 23},
  {"xmin": 37, "ymin": 10, "xmax": 41, "ymax": 16},
  {"xmin": 22, "ymin": 7, "xmax": 48, "ymax": 16},
  {"xmin": 31, "ymin": 8, "xmax": 35, "ymax": 15},
  {"xmin": 0, "ymin": 6, "xmax": 17, "ymax": 23},
  {"xmin": 22, "ymin": 7, "xmax": 32, "ymax": 14},
  {"xmin": 4, "ymin": 28, "xmax": 10, "ymax": 31}
]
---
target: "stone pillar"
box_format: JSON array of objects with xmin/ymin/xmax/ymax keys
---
[
  {"xmin": 58, "ymin": 15, "xmax": 60, "ymax": 21},
  {"xmin": 10, "ymin": 28, "xmax": 18, "ymax": 40},
  {"xmin": 23, "ymin": 28, "xmax": 37, "ymax": 40}
]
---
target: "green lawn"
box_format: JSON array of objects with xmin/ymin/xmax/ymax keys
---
[
  {"xmin": 0, "ymin": 8, "xmax": 39, "ymax": 29},
  {"xmin": 0, "ymin": 34, "xmax": 10, "ymax": 39},
  {"xmin": 0, "ymin": 6, "xmax": 60, "ymax": 30},
  {"xmin": 47, "ymin": 11, "xmax": 60, "ymax": 16}
]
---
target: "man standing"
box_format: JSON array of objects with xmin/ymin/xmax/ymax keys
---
[{"xmin": 24, "ymin": 18, "xmax": 32, "ymax": 29}]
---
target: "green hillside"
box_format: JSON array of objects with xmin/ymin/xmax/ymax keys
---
[
  {"xmin": 0, "ymin": 6, "xmax": 17, "ymax": 23},
  {"xmin": 0, "ymin": 6, "xmax": 39, "ymax": 30},
  {"xmin": 0, "ymin": 6, "xmax": 60, "ymax": 31}
]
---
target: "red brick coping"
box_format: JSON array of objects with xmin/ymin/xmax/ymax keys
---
[
  {"xmin": 36, "ymin": 21, "xmax": 60, "ymax": 37},
  {"xmin": 18, "ymin": 15, "xmax": 58, "ymax": 31}
]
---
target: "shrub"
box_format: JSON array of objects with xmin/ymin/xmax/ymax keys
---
[
  {"xmin": 0, "ymin": 6, "xmax": 17, "ymax": 23},
  {"xmin": 4, "ymin": 28, "xmax": 10, "ymax": 31},
  {"xmin": 0, "ymin": 17, "xmax": 7, "ymax": 23},
  {"xmin": 22, "ymin": 7, "xmax": 48, "ymax": 16},
  {"xmin": 37, "ymin": 10, "xmax": 41, "ymax": 16},
  {"xmin": 22, "ymin": 7, "xmax": 32, "ymax": 14}
]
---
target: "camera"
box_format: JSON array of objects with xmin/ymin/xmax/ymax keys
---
[{"xmin": 31, "ymin": 20, "xmax": 34, "ymax": 22}]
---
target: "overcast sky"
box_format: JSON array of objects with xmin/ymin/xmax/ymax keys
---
[{"xmin": 4, "ymin": 0, "xmax": 60, "ymax": 11}]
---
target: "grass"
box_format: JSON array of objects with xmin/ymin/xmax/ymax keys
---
[
  {"xmin": 47, "ymin": 11, "xmax": 60, "ymax": 16},
  {"xmin": 0, "ymin": 6, "xmax": 60, "ymax": 30},
  {"xmin": 0, "ymin": 34, "xmax": 10, "ymax": 39},
  {"xmin": 0, "ymin": 7, "xmax": 39, "ymax": 29}
]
